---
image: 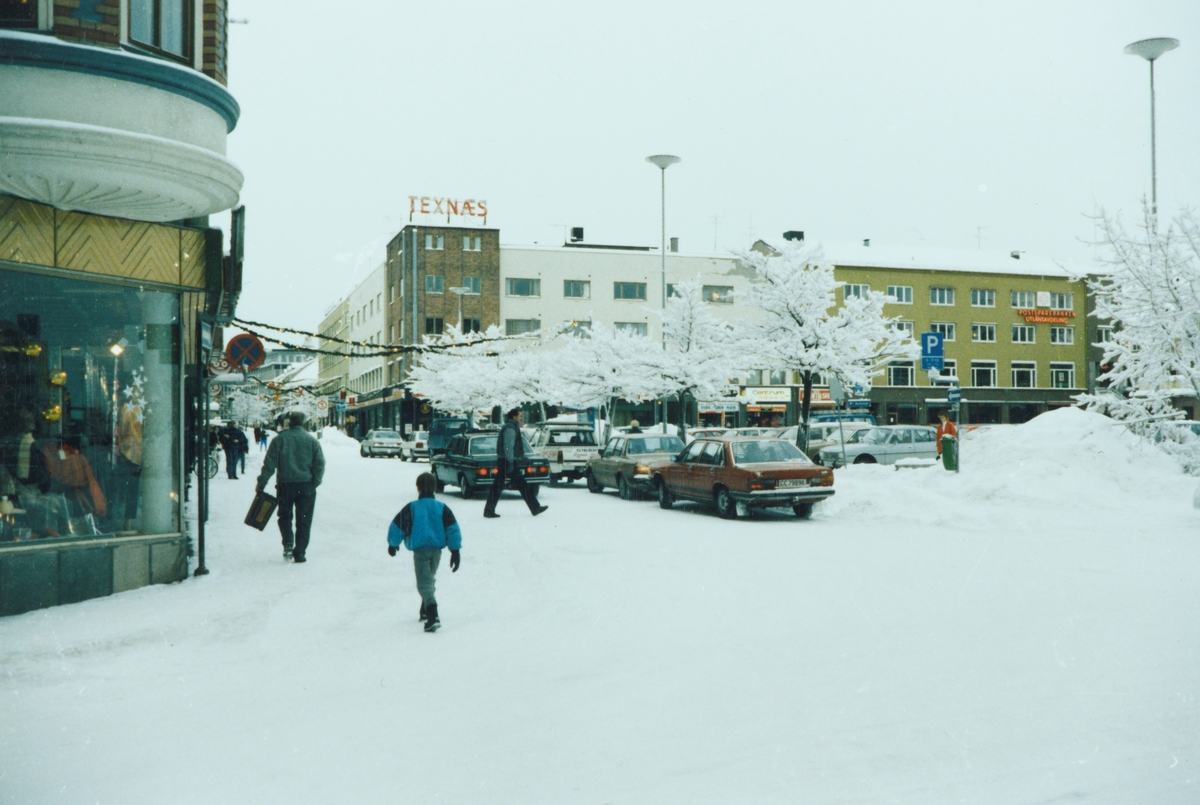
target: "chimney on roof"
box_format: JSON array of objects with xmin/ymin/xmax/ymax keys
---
[
  {"xmin": 783, "ymin": 230, "xmax": 804, "ymax": 242},
  {"xmin": 570, "ymin": 227, "xmax": 584, "ymax": 243},
  {"xmin": 669, "ymin": 237, "xmax": 678, "ymax": 253},
  {"xmin": 863, "ymin": 238, "xmax": 870, "ymax": 247},
  {"xmin": 1010, "ymin": 250, "xmax": 1022, "ymax": 260}
]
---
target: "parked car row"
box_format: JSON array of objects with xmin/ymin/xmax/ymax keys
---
[{"xmin": 430, "ymin": 429, "xmax": 550, "ymax": 499}]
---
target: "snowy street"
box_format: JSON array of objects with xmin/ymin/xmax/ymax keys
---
[{"xmin": 2, "ymin": 410, "xmax": 1198, "ymax": 804}]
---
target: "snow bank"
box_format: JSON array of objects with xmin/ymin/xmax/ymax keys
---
[{"xmin": 318, "ymin": 426, "xmax": 361, "ymax": 451}]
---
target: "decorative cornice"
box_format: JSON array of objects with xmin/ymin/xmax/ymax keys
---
[{"xmin": 0, "ymin": 30, "xmax": 239, "ymax": 133}]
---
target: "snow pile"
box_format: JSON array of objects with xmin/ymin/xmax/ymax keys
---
[{"xmin": 318, "ymin": 426, "xmax": 361, "ymax": 452}]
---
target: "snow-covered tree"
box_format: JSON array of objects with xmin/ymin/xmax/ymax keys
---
[
  {"xmin": 1078, "ymin": 204, "xmax": 1200, "ymax": 470},
  {"xmin": 739, "ymin": 240, "xmax": 917, "ymax": 445},
  {"xmin": 406, "ymin": 325, "xmax": 508, "ymax": 419},
  {"xmin": 651, "ymin": 277, "xmax": 744, "ymax": 441},
  {"xmin": 226, "ymin": 386, "xmax": 272, "ymax": 426},
  {"xmin": 557, "ymin": 323, "xmax": 668, "ymax": 440}
]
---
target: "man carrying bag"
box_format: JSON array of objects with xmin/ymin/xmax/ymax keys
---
[{"xmin": 256, "ymin": 411, "xmax": 325, "ymax": 563}]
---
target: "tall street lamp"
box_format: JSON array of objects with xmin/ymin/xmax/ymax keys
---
[
  {"xmin": 1124, "ymin": 37, "xmax": 1179, "ymax": 218},
  {"xmin": 646, "ymin": 154, "xmax": 680, "ymax": 430},
  {"xmin": 449, "ymin": 286, "xmax": 470, "ymax": 330}
]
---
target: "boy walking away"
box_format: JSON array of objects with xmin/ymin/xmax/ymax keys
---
[{"xmin": 388, "ymin": 472, "xmax": 462, "ymax": 632}]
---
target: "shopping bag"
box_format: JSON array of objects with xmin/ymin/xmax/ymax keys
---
[{"xmin": 244, "ymin": 490, "xmax": 278, "ymax": 530}]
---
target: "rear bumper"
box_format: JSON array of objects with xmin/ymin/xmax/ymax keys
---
[{"xmin": 731, "ymin": 488, "xmax": 835, "ymax": 506}]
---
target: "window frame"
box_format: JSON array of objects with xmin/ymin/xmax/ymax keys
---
[
  {"xmin": 970, "ymin": 360, "xmax": 997, "ymax": 388},
  {"xmin": 702, "ymin": 285, "xmax": 734, "ymax": 304},
  {"xmin": 425, "ymin": 275, "xmax": 444, "ymax": 295},
  {"xmin": 614, "ymin": 282, "xmax": 647, "ymax": 301},
  {"xmin": 1011, "ymin": 361, "xmax": 1037, "ymax": 388},
  {"xmin": 887, "ymin": 360, "xmax": 915, "ymax": 387},
  {"xmin": 506, "ymin": 278, "xmax": 541, "ymax": 298},
  {"xmin": 127, "ymin": 0, "xmax": 194, "ymax": 63},
  {"xmin": 462, "ymin": 276, "xmax": 481, "ymax": 295},
  {"xmin": 930, "ymin": 287, "xmax": 956, "ymax": 306},
  {"xmin": 844, "ymin": 283, "xmax": 870, "ymax": 300},
  {"xmin": 563, "ymin": 280, "xmax": 591, "ymax": 299},
  {"xmin": 971, "ymin": 323, "xmax": 997, "ymax": 343},
  {"xmin": 1049, "ymin": 326, "xmax": 1074, "ymax": 345},
  {"xmin": 930, "ymin": 322, "xmax": 955, "ymax": 342},
  {"xmin": 505, "ymin": 318, "xmax": 541, "ymax": 336},
  {"xmin": 1011, "ymin": 325, "xmax": 1036, "ymax": 344},
  {"xmin": 424, "ymin": 317, "xmax": 444, "ymax": 335},
  {"xmin": 886, "ymin": 285, "xmax": 913, "ymax": 304},
  {"xmin": 614, "ymin": 321, "xmax": 649, "ymax": 337},
  {"xmin": 970, "ymin": 289, "xmax": 996, "ymax": 308},
  {"xmin": 1050, "ymin": 362, "xmax": 1076, "ymax": 389},
  {"xmin": 1011, "ymin": 291, "xmax": 1036, "ymax": 308}
]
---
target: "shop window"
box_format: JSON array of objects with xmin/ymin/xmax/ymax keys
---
[
  {"xmin": 506, "ymin": 278, "xmax": 540, "ymax": 297},
  {"xmin": 0, "ymin": 269, "xmax": 181, "ymax": 542},
  {"xmin": 971, "ymin": 403, "xmax": 1003, "ymax": 425},
  {"xmin": 564, "ymin": 280, "xmax": 590, "ymax": 299},
  {"xmin": 971, "ymin": 289, "xmax": 996, "ymax": 307},
  {"xmin": 505, "ymin": 319, "xmax": 540, "ymax": 336},
  {"xmin": 614, "ymin": 282, "xmax": 646, "ymax": 300},
  {"xmin": 129, "ymin": 0, "xmax": 192, "ymax": 60},
  {"xmin": 970, "ymin": 361, "xmax": 997, "ymax": 387},
  {"xmin": 1050, "ymin": 362, "xmax": 1076, "ymax": 389},
  {"xmin": 885, "ymin": 403, "xmax": 918, "ymax": 425},
  {"xmin": 1008, "ymin": 403, "xmax": 1042, "ymax": 424},
  {"xmin": 1011, "ymin": 362, "xmax": 1037, "ymax": 388},
  {"xmin": 887, "ymin": 285, "xmax": 912, "ymax": 304},
  {"xmin": 931, "ymin": 322, "xmax": 955, "ymax": 342}
]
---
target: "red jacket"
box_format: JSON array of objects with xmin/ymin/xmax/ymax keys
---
[{"xmin": 936, "ymin": 420, "xmax": 958, "ymax": 454}]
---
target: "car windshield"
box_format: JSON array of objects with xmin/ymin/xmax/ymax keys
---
[
  {"xmin": 547, "ymin": 429, "xmax": 597, "ymax": 446},
  {"xmin": 850, "ymin": 428, "xmax": 889, "ymax": 444},
  {"xmin": 732, "ymin": 440, "xmax": 809, "ymax": 464},
  {"xmin": 414, "ymin": 432, "xmax": 428, "ymax": 440},
  {"xmin": 627, "ymin": 436, "xmax": 685, "ymax": 454}
]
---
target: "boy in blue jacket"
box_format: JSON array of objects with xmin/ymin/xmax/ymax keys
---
[{"xmin": 388, "ymin": 472, "xmax": 462, "ymax": 632}]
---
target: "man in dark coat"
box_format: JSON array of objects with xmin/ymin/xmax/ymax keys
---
[
  {"xmin": 218, "ymin": 421, "xmax": 244, "ymax": 479},
  {"xmin": 483, "ymin": 408, "xmax": 548, "ymax": 519},
  {"xmin": 256, "ymin": 411, "xmax": 326, "ymax": 562}
]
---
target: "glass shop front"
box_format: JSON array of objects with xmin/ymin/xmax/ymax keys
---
[{"xmin": 0, "ymin": 269, "xmax": 181, "ymax": 544}]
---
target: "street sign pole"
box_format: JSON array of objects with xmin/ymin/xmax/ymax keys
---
[{"xmin": 947, "ymin": 384, "xmax": 962, "ymax": 474}]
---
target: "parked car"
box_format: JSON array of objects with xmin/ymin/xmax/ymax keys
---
[
  {"xmin": 811, "ymin": 412, "xmax": 877, "ymax": 426},
  {"xmin": 653, "ymin": 436, "xmax": 835, "ymax": 519},
  {"xmin": 430, "ymin": 430, "xmax": 550, "ymax": 499},
  {"xmin": 779, "ymin": 422, "xmax": 875, "ymax": 460},
  {"xmin": 817, "ymin": 425, "xmax": 938, "ymax": 467},
  {"xmin": 400, "ymin": 430, "xmax": 430, "ymax": 462},
  {"xmin": 586, "ymin": 434, "xmax": 686, "ymax": 500},
  {"xmin": 730, "ymin": 427, "xmax": 775, "ymax": 437},
  {"xmin": 360, "ymin": 428, "xmax": 404, "ymax": 458},
  {"xmin": 428, "ymin": 417, "xmax": 471, "ymax": 456},
  {"xmin": 527, "ymin": 424, "xmax": 601, "ymax": 485},
  {"xmin": 685, "ymin": 427, "xmax": 728, "ymax": 442}
]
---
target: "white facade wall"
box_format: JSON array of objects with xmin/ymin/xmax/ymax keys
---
[
  {"xmin": 345, "ymin": 263, "xmax": 388, "ymax": 395},
  {"xmin": 498, "ymin": 246, "xmax": 757, "ymax": 340}
]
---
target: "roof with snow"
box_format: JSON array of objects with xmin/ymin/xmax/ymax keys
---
[{"xmin": 273, "ymin": 357, "xmax": 318, "ymax": 388}]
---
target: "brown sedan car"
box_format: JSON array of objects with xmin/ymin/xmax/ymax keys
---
[
  {"xmin": 652, "ymin": 436, "xmax": 834, "ymax": 519},
  {"xmin": 586, "ymin": 434, "xmax": 686, "ymax": 500}
]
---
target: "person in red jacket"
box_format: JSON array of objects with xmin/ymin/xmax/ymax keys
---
[{"xmin": 936, "ymin": 412, "xmax": 958, "ymax": 455}]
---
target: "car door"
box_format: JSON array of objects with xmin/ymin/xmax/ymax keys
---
[
  {"xmin": 886, "ymin": 428, "xmax": 915, "ymax": 462},
  {"xmin": 912, "ymin": 427, "xmax": 938, "ymax": 458},
  {"xmin": 672, "ymin": 440, "xmax": 707, "ymax": 497},
  {"xmin": 696, "ymin": 441, "xmax": 726, "ymax": 497},
  {"xmin": 595, "ymin": 438, "xmax": 624, "ymax": 486}
]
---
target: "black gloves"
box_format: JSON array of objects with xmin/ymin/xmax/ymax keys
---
[
  {"xmin": 388, "ymin": 545, "xmax": 398, "ymax": 557},
  {"xmin": 449, "ymin": 550, "xmax": 461, "ymax": 572}
]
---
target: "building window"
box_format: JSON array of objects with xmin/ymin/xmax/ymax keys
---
[
  {"xmin": 424, "ymin": 317, "xmax": 444, "ymax": 335},
  {"xmin": 615, "ymin": 322, "xmax": 648, "ymax": 336},
  {"xmin": 462, "ymin": 276, "xmax": 481, "ymax": 294},
  {"xmin": 931, "ymin": 322, "xmax": 955, "ymax": 342},
  {"xmin": 1050, "ymin": 362, "xmax": 1076, "ymax": 389},
  {"xmin": 388, "ymin": 285, "xmax": 394, "ymax": 304},
  {"xmin": 376, "ymin": 293, "xmax": 382, "ymax": 309},
  {"xmin": 1011, "ymin": 291, "xmax": 1036, "ymax": 308},
  {"xmin": 1011, "ymin": 361, "xmax": 1037, "ymax": 388},
  {"xmin": 893, "ymin": 320, "xmax": 914, "ymax": 338},
  {"xmin": 389, "ymin": 325, "xmax": 394, "ymax": 342},
  {"xmin": 1097, "ymin": 326, "xmax": 1113, "ymax": 343},
  {"xmin": 971, "ymin": 289, "xmax": 996, "ymax": 307},
  {"xmin": 971, "ymin": 361, "xmax": 997, "ymax": 387},
  {"xmin": 614, "ymin": 282, "xmax": 647, "ymax": 300},
  {"xmin": 769, "ymin": 370, "xmax": 789, "ymax": 385},
  {"xmin": 506, "ymin": 318, "xmax": 541, "ymax": 335},
  {"xmin": 1049, "ymin": 292, "xmax": 1074, "ymax": 310},
  {"xmin": 940, "ymin": 359, "xmax": 958, "ymax": 379},
  {"xmin": 887, "ymin": 361, "xmax": 915, "ymax": 386},
  {"xmin": 463, "ymin": 318, "xmax": 482, "ymax": 334},
  {"xmin": 564, "ymin": 280, "xmax": 590, "ymax": 299},
  {"xmin": 703, "ymin": 285, "xmax": 734, "ymax": 304},
  {"xmin": 844, "ymin": 284, "xmax": 870, "ymax": 300},
  {"xmin": 666, "ymin": 284, "xmax": 680, "ymax": 298},
  {"xmin": 1011, "ymin": 325, "xmax": 1035, "ymax": 344},
  {"xmin": 506, "ymin": 278, "xmax": 540, "ymax": 297},
  {"xmin": 129, "ymin": 0, "xmax": 192, "ymax": 60},
  {"xmin": 425, "ymin": 275, "xmax": 444, "ymax": 294},
  {"xmin": 424, "ymin": 234, "xmax": 444, "ymax": 250},
  {"xmin": 462, "ymin": 236, "xmax": 482, "ymax": 251},
  {"xmin": 1050, "ymin": 326, "xmax": 1074, "ymax": 345},
  {"xmin": 971, "ymin": 323, "xmax": 996, "ymax": 343},
  {"xmin": 0, "ymin": 0, "xmax": 37, "ymax": 27},
  {"xmin": 930, "ymin": 287, "xmax": 955, "ymax": 306},
  {"xmin": 565, "ymin": 320, "xmax": 592, "ymax": 337},
  {"xmin": 887, "ymin": 285, "xmax": 913, "ymax": 304}
]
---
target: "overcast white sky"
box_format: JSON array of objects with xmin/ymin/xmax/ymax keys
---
[{"xmin": 225, "ymin": 1, "xmax": 1200, "ymax": 332}]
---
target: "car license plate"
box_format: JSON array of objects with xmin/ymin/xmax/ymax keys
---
[{"xmin": 777, "ymin": 478, "xmax": 806, "ymax": 489}]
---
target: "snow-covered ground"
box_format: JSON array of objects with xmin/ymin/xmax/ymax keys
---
[{"xmin": 2, "ymin": 408, "xmax": 1198, "ymax": 804}]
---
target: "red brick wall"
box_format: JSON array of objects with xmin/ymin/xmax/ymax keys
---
[
  {"xmin": 53, "ymin": 1, "xmax": 120, "ymax": 48},
  {"xmin": 202, "ymin": 0, "xmax": 228, "ymax": 86}
]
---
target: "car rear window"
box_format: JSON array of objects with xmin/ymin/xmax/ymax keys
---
[
  {"xmin": 547, "ymin": 430, "xmax": 597, "ymax": 446},
  {"xmin": 374, "ymin": 430, "xmax": 400, "ymax": 438},
  {"xmin": 732, "ymin": 440, "xmax": 809, "ymax": 464},
  {"xmin": 627, "ymin": 436, "xmax": 684, "ymax": 454}
]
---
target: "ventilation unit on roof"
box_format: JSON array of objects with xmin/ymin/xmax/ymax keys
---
[
  {"xmin": 670, "ymin": 237, "xmax": 678, "ymax": 253},
  {"xmin": 570, "ymin": 227, "xmax": 584, "ymax": 242},
  {"xmin": 863, "ymin": 239, "xmax": 870, "ymax": 247},
  {"xmin": 1010, "ymin": 250, "xmax": 1022, "ymax": 259},
  {"xmin": 783, "ymin": 230, "xmax": 804, "ymax": 241}
]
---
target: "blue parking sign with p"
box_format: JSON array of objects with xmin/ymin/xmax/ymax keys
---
[{"xmin": 921, "ymin": 332, "xmax": 944, "ymax": 357}]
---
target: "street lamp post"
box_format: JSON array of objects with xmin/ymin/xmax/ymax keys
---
[
  {"xmin": 646, "ymin": 154, "xmax": 680, "ymax": 430},
  {"xmin": 1124, "ymin": 37, "xmax": 1179, "ymax": 219},
  {"xmin": 449, "ymin": 286, "xmax": 470, "ymax": 330}
]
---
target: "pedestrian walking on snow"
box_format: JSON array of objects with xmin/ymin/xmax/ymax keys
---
[
  {"xmin": 483, "ymin": 407, "xmax": 548, "ymax": 519},
  {"xmin": 388, "ymin": 472, "xmax": 462, "ymax": 632},
  {"xmin": 256, "ymin": 411, "xmax": 325, "ymax": 563}
]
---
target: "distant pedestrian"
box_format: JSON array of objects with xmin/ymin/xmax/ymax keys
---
[
  {"xmin": 218, "ymin": 421, "xmax": 246, "ymax": 479},
  {"xmin": 233, "ymin": 423, "xmax": 249, "ymax": 474},
  {"xmin": 256, "ymin": 411, "xmax": 325, "ymax": 563},
  {"xmin": 936, "ymin": 412, "xmax": 958, "ymax": 455},
  {"xmin": 254, "ymin": 426, "xmax": 267, "ymax": 451},
  {"xmin": 626, "ymin": 419, "xmax": 643, "ymax": 434},
  {"xmin": 937, "ymin": 412, "xmax": 958, "ymax": 470},
  {"xmin": 483, "ymin": 408, "xmax": 548, "ymax": 519},
  {"xmin": 388, "ymin": 472, "xmax": 462, "ymax": 632}
]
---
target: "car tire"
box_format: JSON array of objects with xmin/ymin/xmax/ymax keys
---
[
  {"xmin": 715, "ymin": 487, "xmax": 738, "ymax": 519},
  {"xmin": 586, "ymin": 471, "xmax": 603, "ymax": 494},
  {"xmin": 793, "ymin": 502, "xmax": 813, "ymax": 519},
  {"xmin": 853, "ymin": 454, "xmax": 877, "ymax": 464},
  {"xmin": 618, "ymin": 475, "xmax": 632, "ymax": 501},
  {"xmin": 459, "ymin": 474, "xmax": 475, "ymax": 499},
  {"xmin": 360, "ymin": 447, "xmax": 368, "ymax": 458},
  {"xmin": 657, "ymin": 480, "xmax": 673, "ymax": 510},
  {"xmin": 549, "ymin": 473, "xmax": 561, "ymax": 486}
]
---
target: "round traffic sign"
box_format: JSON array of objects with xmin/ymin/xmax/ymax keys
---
[
  {"xmin": 225, "ymin": 334, "xmax": 265, "ymax": 372},
  {"xmin": 316, "ymin": 399, "xmax": 329, "ymax": 411}
]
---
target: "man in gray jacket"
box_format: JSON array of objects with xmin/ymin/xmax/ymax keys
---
[
  {"xmin": 256, "ymin": 411, "xmax": 325, "ymax": 563},
  {"xmin": 483, "ymin": 408, "xmax": 548, "ymax": 519}
]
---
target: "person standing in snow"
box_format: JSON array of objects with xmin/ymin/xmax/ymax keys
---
[
  {"xmin": 256, "ymin": 411, "xmax": 325, "ymax": 563},
  {"xmin": 483, "ymin": 407, "xmax": 548, "ymax": 519},
  {"xmin": 388, "ymin": 472, "xmax": 462, "ymax": 632},
  {"xmin": 936, "ymin": 411, "xmax": 958, "ymax": 466}
]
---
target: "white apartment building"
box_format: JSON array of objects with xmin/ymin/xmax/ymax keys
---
[{"xmin": 345, "ymin": 262, "xmax": 388, "ymax": 395}]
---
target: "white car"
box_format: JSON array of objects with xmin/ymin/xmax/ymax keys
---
[
  {"xmin": 527, "ymin": 424, "xmax": 601, "ymax": 485},
  {"xmin": 780, "ymin": 422, "xmax": 874, "ymax": 460},
  {"xmin": 817, "ymin": 425, "xmax": 938, "ymax": 467},
  {"xmin": 400, "ymin": 430, "xmax": 430, "ymax": 462},
  {"xmin": 360, "ymin": 428, "xmax": 404, "ymax": 458}
]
